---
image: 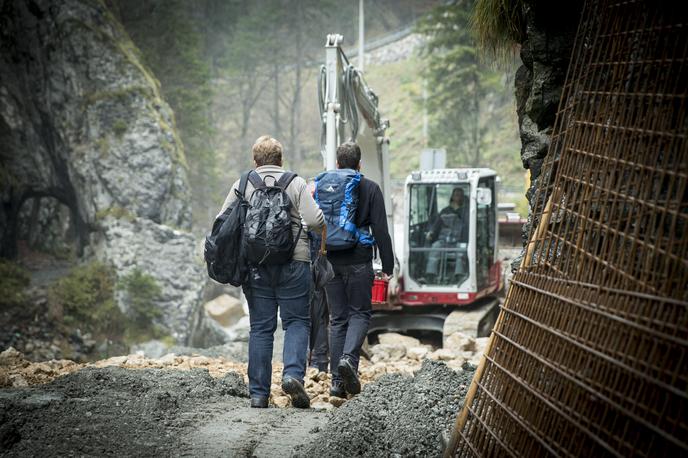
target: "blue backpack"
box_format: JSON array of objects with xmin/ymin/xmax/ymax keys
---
[{"xmin": 314, "ymin": 169, "xmax": 375, "ymax": 251}]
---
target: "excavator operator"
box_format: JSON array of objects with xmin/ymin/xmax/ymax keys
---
[{"xmin": 424, "ymin": 187, "xmax": 468, "ymax": 283}]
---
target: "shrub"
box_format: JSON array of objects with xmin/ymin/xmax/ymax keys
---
[
  {"xmin": 0, "ymin": 259, "xmax": 31, "ymax": 308},
  {"xmin": 117, "ymin": 268, "xmax": 163, "ymax": 337},
  {"xmin": 49, "ymin": 262, "xmax": 126, "ymax": 338},
  {"xmin": 49, "ymin": 263, "xmax": 170, "ymax": 347}
]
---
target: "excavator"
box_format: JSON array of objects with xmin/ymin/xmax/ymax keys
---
[{"xmin": 318, "ymin": 35, "xmax": 502, "ymax": 343}]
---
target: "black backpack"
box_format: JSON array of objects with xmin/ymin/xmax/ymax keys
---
[
  {"xmin": 204, "ymin": 171, "xmax": 250, "ymax": 286},
  {"xmin": 243, "ymin": 171, "xmax": 301, "ymax": 265}
]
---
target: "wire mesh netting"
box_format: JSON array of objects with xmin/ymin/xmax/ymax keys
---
[{"xmin": 451, "ymin": 0, "xmax": 688, "ymax": 456}]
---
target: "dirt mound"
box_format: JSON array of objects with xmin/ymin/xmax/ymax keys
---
[
  {"xmin": 0, "ymin": 366, "xmax": 248, "ymax": 456},
  {"xmin": 300, "ymin": 359, "xmax": 474, "ymax": 457}
]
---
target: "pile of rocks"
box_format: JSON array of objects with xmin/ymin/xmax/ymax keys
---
[
  {"xmin": 363, "ymin": 331, "xmax": 489, "ymax": 376},
  {"xmin": 0, "ymin": 347, "xmax": 81, "ymax": 387}
]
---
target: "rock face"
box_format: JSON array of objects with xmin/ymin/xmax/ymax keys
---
[
  {"xmin": 94, "ymin": 217, "xmax": 204, "ymax": 341},
  {"xmin": 512, "ymin": 1, "xmax": 582, "ymax": 268},
  {"xmin": 0, "ymin": 0, "xmax": 205, "ymax": 341}
]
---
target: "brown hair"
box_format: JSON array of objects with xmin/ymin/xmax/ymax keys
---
[
  {"xmin": 252, "ymin": 135, "xmax": 283, "ymax": 166},
  {"xmin": 336, "ymin": 141, "xmax": 361, "ymax": 169}
]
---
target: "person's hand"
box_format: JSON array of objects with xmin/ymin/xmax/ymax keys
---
[{"xmin": 379, "ymin": 272, "xmax": 392, "ymax": 281}]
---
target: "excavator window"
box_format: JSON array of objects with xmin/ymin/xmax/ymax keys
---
[
  {"xmin": 408, "ymin": 182, "xmax": 470, "ymax": 286},
  {"xmin": 476, "ymin": 177, "xmax": 496, "ymax": 289}
]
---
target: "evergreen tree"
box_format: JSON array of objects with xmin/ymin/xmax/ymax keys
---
[{"xmin": 417, "ymin": 0, "xmax": 502, "ymax": 167}]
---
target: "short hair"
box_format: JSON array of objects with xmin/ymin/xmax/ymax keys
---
[
  {"xmin": 252, "ymin": 135, "xmax": 283, "ymax": 166},
  {"xmin": 336, "ymin": 142, "xmax": 361, "ymax": 169}
]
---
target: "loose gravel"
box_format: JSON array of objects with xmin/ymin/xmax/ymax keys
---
[{"xmin": 300, "ymin": 359, "xmax": 475, "ymax": 457}]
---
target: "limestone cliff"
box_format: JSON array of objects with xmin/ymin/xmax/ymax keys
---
[{"xmin": 0, "ymin": 0, "xmax": 205, "ymax": 342}]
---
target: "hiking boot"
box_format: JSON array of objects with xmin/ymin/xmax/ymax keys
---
[
  {"xmin": 282, "ymin": 376, "xmax": 310, "ymax": 408},
  {"xmin": 337, "ymin": 357, "xmax": 361, "ymax": 395},
  {"xmin": 309, "ymin": 362, "xmax": 328, "ymax": 373},
  {"xmin": 329, "ymin": 380, "xmax": 346, "ymax": 398},
  {"xmin": 250, "ymin": 396, "xmax": 268, "ymax": 408}
]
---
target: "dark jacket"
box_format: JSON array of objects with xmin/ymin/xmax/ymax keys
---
[
  {"xmin": 429, "ymin": 204, "xmax": 468, "ymax": 243},
  {"xmin": 326, "ymin": 176, "xmax": 394, "ymax": 275}
]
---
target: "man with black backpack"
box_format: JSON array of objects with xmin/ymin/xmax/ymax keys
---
[
  {"xmin": 219, "ymin": 135, "xmax": 324, "ymax": 409},
  {"xmin": 315, "ymin": 141, "xmax": 394, "ymax": 399}
]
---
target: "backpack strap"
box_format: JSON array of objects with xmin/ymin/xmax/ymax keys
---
[
  {"xmin": 276, "ymin": 171, "xmax": 298, "ymax": 191},
  {"xmin": 237, "ymin": 170, "xmax": 251, "ymax": 196},
  {"xmin": 277, "ymin": 171, "xmax": 302, "ymax": 260},
  {"xmin": 248, "ymin": 170, "xmax": 266, "ymax": 190}
]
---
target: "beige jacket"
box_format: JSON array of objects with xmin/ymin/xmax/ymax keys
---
[{"xmin": 220, "ymin": 165, "xmax": 324, "ymax": 263}]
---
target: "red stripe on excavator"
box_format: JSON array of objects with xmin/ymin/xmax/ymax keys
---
[
  {"xmin": 398, "ymin": 291, "xmax": 479, "ymax": 306},
  {"xmin": 399, "ymin": 284, "xmax": 499, "ymax": 306}
]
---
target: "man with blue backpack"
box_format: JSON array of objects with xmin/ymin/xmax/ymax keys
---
[
  {"xmin": 315, "ymin": 141, "xmax": 394, "ymax": 399},
  {"xmin": 218, "ymin": 135, "xmax": 324, "ymax": 409}
]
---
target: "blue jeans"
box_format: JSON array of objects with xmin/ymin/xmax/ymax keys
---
[
  {"xmin": 243, "ymin": 260, "xmax": 311, "ymax": 398},
  {"xmin": 325, "ymin": 263, "xmax": 374, "ymax": 382}
]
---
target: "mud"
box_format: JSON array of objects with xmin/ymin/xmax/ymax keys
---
[{"xmin": 300, "ymin": 360, "xmax": 475, "ymax": 457}]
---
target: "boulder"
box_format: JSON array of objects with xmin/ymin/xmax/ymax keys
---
[
  {"xmin": 446, "ymin": 358, "xmax": 467, "ymax": 371},
  {"xmin": 370, "ymin": 352, "xmax": 389, "ymax": 364},
  {"xmin": 445, "ymin": 332, "xmax": 476, "ymax": 352},
  {"xmin": 204, "ymin": 294, "xmax": 245, "ymax": 327},
  {"xmin": 378, "ymin": 332, "xmax": 421, "ymax": 349},
  {"xmin": 371, "ymin": 343, "xmax": 406, "ymax": 361},
  {"xmin": 407, "ymin": 346, "xmax": 429, "ymax": 361},
  {"xmin": 429, "ymin": 348, "xmax": 457, "ymax": 361},
  {"xmin": 475, "ymin": 337, "xmax": 490, "ymax": 355}
]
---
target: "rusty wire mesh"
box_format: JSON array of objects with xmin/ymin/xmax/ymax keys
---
[{"xmin": 451, "ymin": 0, "xmax": 688, "ymax": 456}]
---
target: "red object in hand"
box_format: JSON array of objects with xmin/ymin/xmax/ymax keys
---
[{"xmin": 372, "ymin": 277, "xmax": 389, "ymax": 304}]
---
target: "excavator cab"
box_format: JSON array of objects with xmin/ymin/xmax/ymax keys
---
[
  {"xmin": 408, "ymin": 182, "xmax": 471, "ymax": 287},
  {"xmin": 398, "ymin": 169, "xmax": 501, "ymax": 308}
]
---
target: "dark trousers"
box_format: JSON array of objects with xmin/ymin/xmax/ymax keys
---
[
  {"xmin": 243, "ymin": 260, "xmax": 311, "ymax": 398},
  {"xmin": 325, "ymin": 262, "xmax": 374, "ymax": 382},
  {"xmin": 309, "ymin": 288, "xmax": 330, "ymax": 371}
]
